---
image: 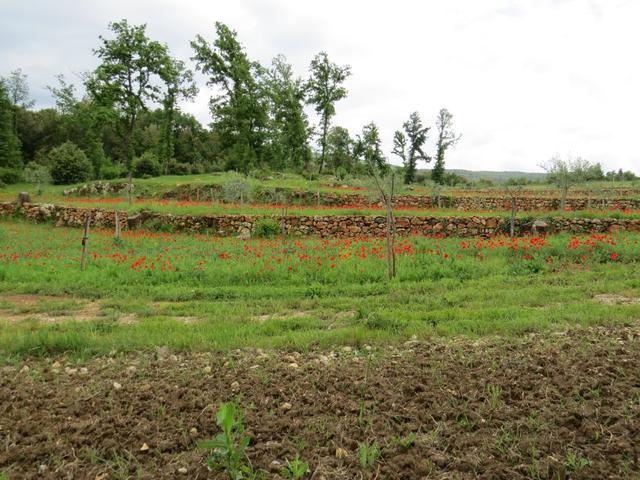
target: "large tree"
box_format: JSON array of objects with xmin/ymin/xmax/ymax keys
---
[
  {"xmin": 326, "ymin": 126, "xmax": 354, "ymax": 173},
  {"xmin": 191, "ymin": 22, "xmax": 269, "ymax": 175},
  {"xmin": 86, "ymin": 20, "xmax": 172, "ymax": 170},
  {"xmin": 432, "ymin": 108, "xmax": 461, "ymax": 185},
  {"xmin": 392, "ymin": 112, "xmax": 430, "ymax": 184},
  {"xmin": 306, "ymin": 52, "xmax": 351, "ymax": 174},
  {"xmin": 3, "ymin": 68, "xmax": 34, "ymax": 135},
  {"xmin": 159, "ymin": 59, "xmax": 197, "ymax": 171},
  {"xmin": 266, "ymin": 55, "xmax": 311, "ymax": 171},
  {"xmin": 0, "ymin": 79, "xmax": 23, "ymax": 168}
]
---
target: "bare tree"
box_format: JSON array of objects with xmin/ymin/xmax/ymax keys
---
[
  {"xmin": 355, "ymin": 122, "xmax": 396, "ymax": 279},
  {"xmin": 540, "ymin": 155, "xmax": 591, "ymax": 210},
  {"xmin": 504, "ymin": 185, "xmax": 523, "ymax": 238}
]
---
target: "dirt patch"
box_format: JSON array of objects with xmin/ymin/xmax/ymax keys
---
[
  {"xmin": 593, "ymin": 293, "xmax": 640, "ymax": 305},
  {"xmin": 1, "ymin": 323, "xmax": 639, "ymax": 479},
  {"xmin": 0, "ymin": 295, "xmax": 103, "ymax": 324},
  {"xmin": 252, "ymin": 310, "xmax": 312, "ymax": 323}
]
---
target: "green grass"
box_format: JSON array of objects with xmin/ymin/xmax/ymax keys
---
[{"xmin": 0, "ymin": 220, "xmax": 638, "ymax": 360}]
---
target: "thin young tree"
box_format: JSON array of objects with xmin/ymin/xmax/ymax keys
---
[
  {"xmin": 0, "ymin": 79, "xmax": 22, "ymax": 168},
  {"xmin": 432, "ymin": 108, "xmax": 461, "ymax": 185},
  {"xmin": 355, "ymin": 122, "xmax": 396, "ymax": 279},
  {"xmin": 392, "ymin": 112, "xmax": 430, "ymax": 184},
  {"xmin": 306, "ymin": 52, "xmax": 351, "ymax": 174},
  {"xmin": 504, "ymin": 185, "xmax": 522, "ymax": 238},
  {"xmin": 540, "ymin": 155, "xmax": 591, "ymax": 210}
]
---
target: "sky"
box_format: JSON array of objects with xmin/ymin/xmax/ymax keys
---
[{"xmin": 1, "ymin": 0, "xmax": 639, "ymax": 174}]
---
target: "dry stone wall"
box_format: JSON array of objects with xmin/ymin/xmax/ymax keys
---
[{"xmin": 2, "ymin": 201, "xmax": 640, "ymax": 238}]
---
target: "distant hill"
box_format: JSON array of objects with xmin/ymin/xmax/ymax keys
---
[{"xmin": 419, "ymin": 168, "xmax": 548, "ymax": 183}]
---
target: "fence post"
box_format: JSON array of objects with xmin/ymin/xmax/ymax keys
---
[{"xmin": 80, "ymin": 214, "xmax": 92, "ymax": 271}]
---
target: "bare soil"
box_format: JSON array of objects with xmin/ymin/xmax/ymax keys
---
[{"xmin": 1, "ymin": 322, "xmax": 639, "ymax": 479}]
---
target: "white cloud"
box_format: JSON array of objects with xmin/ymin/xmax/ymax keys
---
[{"xmin": 1, "ymin": 0, "xmax": 638, "ymax": 173}]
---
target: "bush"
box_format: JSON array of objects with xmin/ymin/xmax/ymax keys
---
[
  {"xmin": 49, "ymin": 142, "xmax": 93, "ymax": 185},
  {"xmin": 0, "ymin": 168, "xmax": 24, "ymax": 184},
  {"xmin": 133, "ymin": 151, "xmax": 162, "ymax": 178},
  {"xmin": 167, "ymin": 159, "xmax": 191, "ymax": 175},
  {"xmin": 222, "ymin": 180, "xmax": 252, "ymax": 204},
  {"xmin": 254, "ymin": 218, "xmax": 280, "ymax": 238},
  {"xmin": 101, "ymin": 164, "xmax": 128, "ymax": 180}
]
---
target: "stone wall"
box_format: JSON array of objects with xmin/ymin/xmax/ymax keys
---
[{"xmin": 2, "ymin": 201, "xmax": 640, "ymax": 238}]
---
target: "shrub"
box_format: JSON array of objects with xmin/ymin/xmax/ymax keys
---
[
  {"xmin": 254, "ymin": 218, "xmax": 280, "ymax": 238},
  {"xmin": 133, "ymin": 151, "xmax": 162, "ymax": 178},
  {"xmin": 23, "ymin": 163, "xmax": 52, "ymax": 194},
  {"xmin": 167, "ymin": 159, "xmax": 191, "ymax": 175},
  {"xmin": 101, "ymin": 164, "xmax": 127, "ymax": 180},
  {"xmin": 222, "ymin": 180, "xmax": 252, "ymax": 204},
  {"xmin": 49, "ymin": 142, "xmax": 93, "ymax": 184},
  {"xmin": 0, "ymin": 167, "xmax": 23, "ymax": 184}
]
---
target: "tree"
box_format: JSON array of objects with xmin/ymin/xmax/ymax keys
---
[
  {"xmin": 354, "ymin": 122, "xmax": 396, "ymax": 279},
  {"xmin": 306, "ymin": 52, "xmax": 351, "ymax": 174},
  {"xmin": 265, "ymin": 55, "xmax": 311, "ymax": 171},
  {"xmin": 392, "ymin": 112, "xmax": 430, "ymax": 184},
  {"xmin": 24, "ymin": 162, "xmax": 52, "ymax": 195},
  {"xmin": 86, "ymin": 20, "xmax": 173, "ymax": 170},
  {"xmin": 432, "ymin": 108, "xmax": 461, "ymax": 185},
  {"xmin": 3, "ymin": 68, "xmax": 34, "ymax": 135},
  {"xmin": 326, "ymin": 126, "xmax": 354, "ymax": 174},
  {"xmin": 0, "ymin": 80, "xmax": 22, "ymax": 168},
  {"xmin": 159, "ymin": 59, "xmax": 197, "ymax": 171},
  {"xmin": 191, "ymin": 22, "xmax": 269, "ymax": 175},
  {"xmin": 540, "ymin": 155, "xmax": 592, "ymax": 210},
  {"xmin": 49, "ymin": 141, "xmax": 93, "ymax": 184}
]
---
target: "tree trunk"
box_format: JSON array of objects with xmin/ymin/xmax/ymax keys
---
[
  {"xmin": 510, "ymin": 196, "xmax": 516, "ymax": 238},
  {"xmin": 80, "ymin": 214, "xmax": 91, "ymax": 271},
  {"xmin": 319, "ymin": 114, "xmax": 329, "ymax": 174}
]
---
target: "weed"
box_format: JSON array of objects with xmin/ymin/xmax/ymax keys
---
[
  {"xmin": 394, "ymin": 432, "xmax": 417, "ymax": 451},
  {"xmin": 279, "ymin": 454, "xmax": 309, "ymax": 479},
  {"xmin": 486, "ymin": 384, "xmax": 503, "ymax": 409},
  {"xmin": 357, "ymin": 440, "xmax": 381, "ymax": 469},
  {"xmin": 565, "ymin": 449, "xmax": 591, "ymax": 472},
  {"xmin": 198, "ymin": 402, "xmax": 257, "ymax": 479}
]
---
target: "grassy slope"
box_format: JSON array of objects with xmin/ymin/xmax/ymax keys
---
[{"xmin": 0, "ymin": 220, "xmax": 638, "ymax": 360}]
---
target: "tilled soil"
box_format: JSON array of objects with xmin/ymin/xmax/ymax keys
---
[{"xmin": 1, "ymin": 323, "xmax": 639, "ymax": 479}]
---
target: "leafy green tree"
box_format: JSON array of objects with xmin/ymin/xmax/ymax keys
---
[
  {"xmin": 159, "ymin": 59, "xmax": 197, "ymax": 171},
  {"xmin": 0, "ymin": 80, "xmax": 22, "ymax": 168},
  {"xmin": 191, "ymin": 22, "xmax": 269, "ymax": 175},
  {"xmin": 3, "ymin": 68, "xmax": 34, "ymax": 136},
  {"xmin": 86, "ymin": 20, "xmax": 173, "ymax": 170},
  {"xmin": 306, "ymin": 52, "xmax": 351, "ymax": 174},
  {"xmin": 133, "ymin": 150, "xmax": 162, "ymax": 177},
  {"xmin": 265, "ymin": 55, "xmax": 311, "ymax": 171},
  {"xmin": 326, "ymin": 126, "xmax": 354, "ymax": 173},
  {"xmin": 432, "ymin": 108, "xmax": 461, "ymax": 185},
  {"xmin": 392, "ymin": 112, "xmax": 430, "ymax": 184},
  {"xmin": 49, "ymin": 141, "xmax": 93, "ymax": 184}
]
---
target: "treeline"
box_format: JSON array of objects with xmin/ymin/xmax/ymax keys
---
[{"xmin": 0, "ymin": 20, "xmax": 461, "ymax": 186}]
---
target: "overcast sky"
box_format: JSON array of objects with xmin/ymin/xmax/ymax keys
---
[{"xmin": 1, "ymin": 0, "xmax": 638, "ymax": 173}]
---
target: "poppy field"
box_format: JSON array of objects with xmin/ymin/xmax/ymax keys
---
[{"xmin": 1, "ymin": 219, "xmax": 639, "ymax": 358}]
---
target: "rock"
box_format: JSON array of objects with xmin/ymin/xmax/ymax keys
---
[
  {"xmin": 79, "ymin": 367, "xmax": 89, "ymax": 375},
  {"xmin": 280, "ymin": 402, "xmax": 292, "ymax": 411},
  {"xmin": 231, "ymin": 381, "xmax": 240, "ymax": 392},
  {"xmin": 155, "ymin": 345, "xmax": 170, "ymax": 360},
  {"xmin": 65, "ymin": 367, "xmax": 77, "ymax": 375},
  {"xmin": 288, "ymin": 362, "xmax": 299, "ymax": 369},
  {"xmin": 52, "ymin": 361, "xmax": 61, "ymax": 368},
  {"xmin": 20, "ymin": 365, "xmax": 30, "ymax": 373},
  {"xmin": 189, "ymin": 427, "xmax": 198, "ymax": 436},
  {"xmin": 203, "ymin": 366, "xmax": 212, "ymax": 374},
  {"xmin": 113, "ymin": 381, "xmax": 122, "ymax": 390},
  {"xmin": 140, "ymin": 442, "xmax": 149, "ymax": 452},
  {"xmin": 342, "ymin": 346, "xmax": 353, "ymax": 353},
  {"xmin": 178, "ymin": 467, "xmax": 188, "ymax": 474}
]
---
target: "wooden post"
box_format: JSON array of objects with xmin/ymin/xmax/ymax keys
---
[
  {"xmin": 127, "ymin": 173, "xmax": 133, "ymax": 206},
  {"xmin": 114, "ymin": 212, "xmax": 121, "ymax": 240},
  {"xmin": 210, "ymin": 188, "xmax": 215, "ymax": 208},
  {"xmin": 80, "ymin": 214, "xmax": 91, "ymax": 271}
]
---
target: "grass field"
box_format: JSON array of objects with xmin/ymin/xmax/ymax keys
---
[{"xmin": 1, "ymin": 220, "xmax": 639, "ymax": 360}]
